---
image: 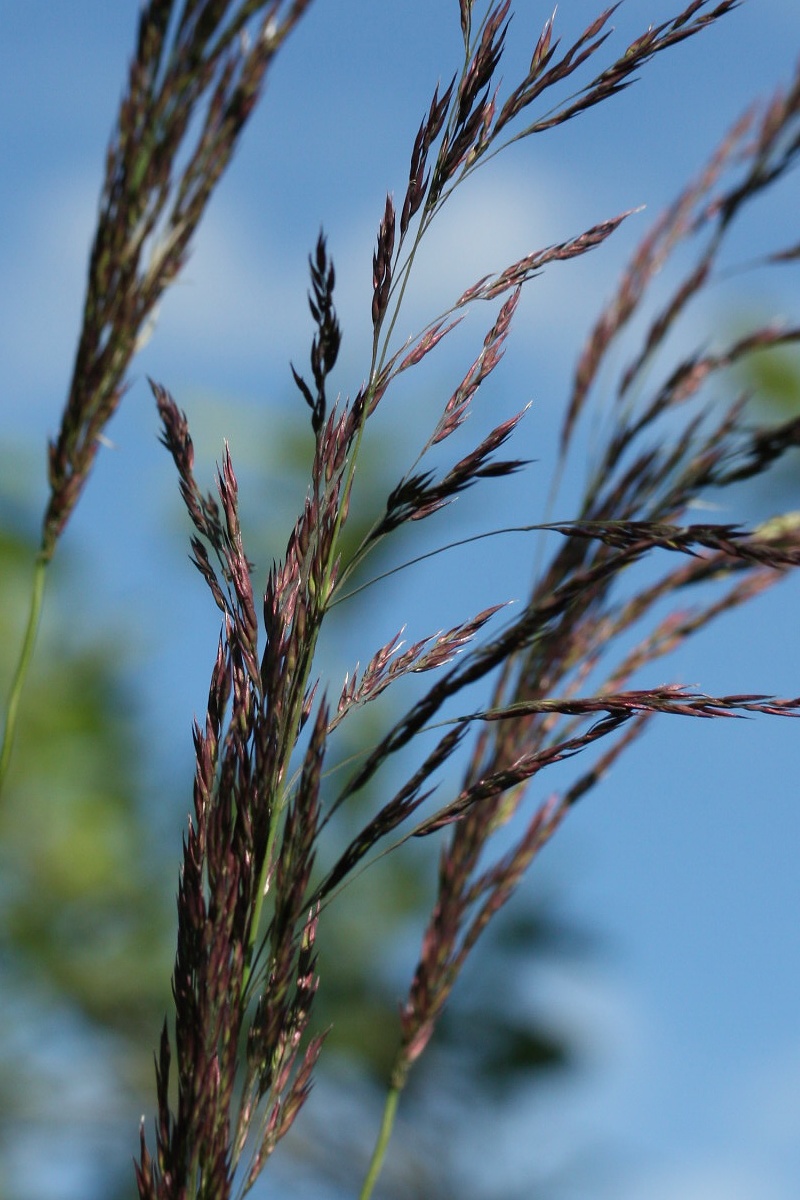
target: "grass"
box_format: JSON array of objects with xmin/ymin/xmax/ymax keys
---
[{"xmin": 1, "ymin": 2, "xmax": 799, "ymax": 1196}]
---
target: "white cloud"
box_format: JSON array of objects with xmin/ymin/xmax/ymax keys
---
[
  {"xmin": 479, "ymin": 958, "xmax": 800, "ymax": 1200},
  {"xmin": 4, "ymin": 153, "xmax": 622, "ymax": 432},
  {"xmin": 616, "ymin": 1160, "xmax": 784, "ymax": 1200},
  {"xmin": 1, "ymin": 173, "xmax": 97, "ymax": 416}
]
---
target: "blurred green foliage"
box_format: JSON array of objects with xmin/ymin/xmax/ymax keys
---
[
  {"xmin": 0, "ymin": 503, "xmax": 175, "ymax": 1199},
  {"xmin": 743, "ymin": 342, "xmax": 800, "ymax": 417}
]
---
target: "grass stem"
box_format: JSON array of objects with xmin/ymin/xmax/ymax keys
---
[
  {"xmin": 0, "ymin": 555, "xmax": 47, "ymax": 799},
  {"xmin": 359, "ymin": 1082, "xmax": 402, "ymax": 1200}
]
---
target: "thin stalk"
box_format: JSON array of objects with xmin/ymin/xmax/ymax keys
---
[
  {"xmin": 359, "ymin": 1080, "xmax": 402, "ymax": 1200},
  {"xmin": 0, "ymin": 554, "xmax": 47, "ymax": 799}
]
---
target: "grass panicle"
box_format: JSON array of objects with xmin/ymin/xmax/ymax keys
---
[
  {"xmin": 4, "ymin": 3, "xmax": 799, "ymax": 1197},
  {"xmin": 0, "ymin": 0, "xmax": 315, "ymax": 798}
]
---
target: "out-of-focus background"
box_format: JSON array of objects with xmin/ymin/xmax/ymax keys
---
[{"xmin": 1, "ymin": 3, "xmax": 799, "ymax": 1198}]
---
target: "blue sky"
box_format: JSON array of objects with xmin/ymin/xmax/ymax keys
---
[{"xmin": 2, "ymin": 3, "xmax": 800, "ymax": 1198}]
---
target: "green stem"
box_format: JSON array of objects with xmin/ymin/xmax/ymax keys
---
[
  {"xmin": 0, "ymin": 553, "xmax": 48, "ymax": 799},
  {"xmin": 359, "ymin": 1081, "xmax": 402, "ymax": 1200}
]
